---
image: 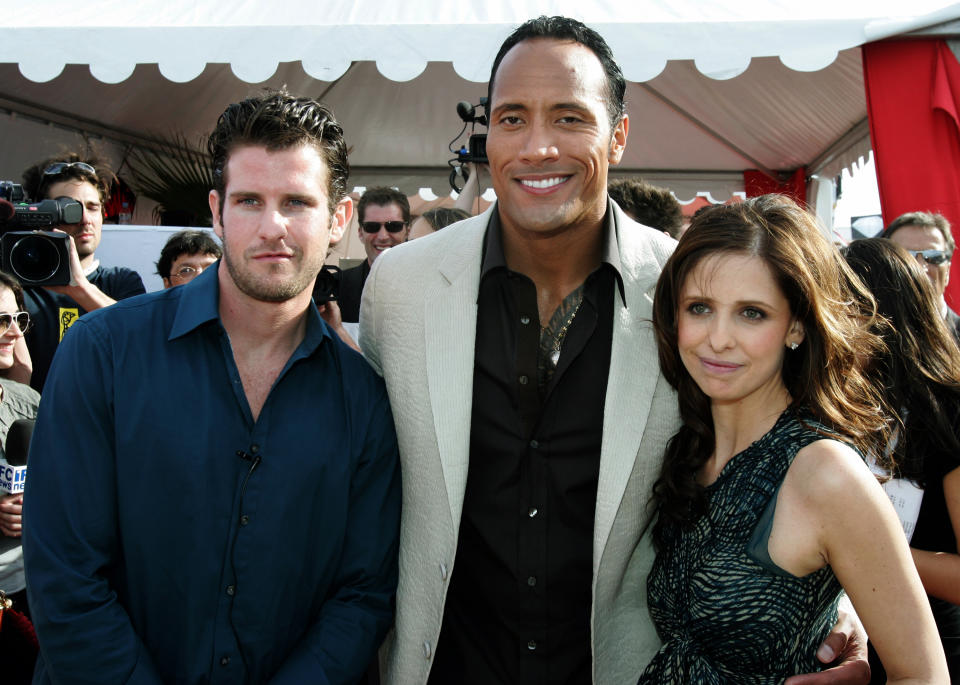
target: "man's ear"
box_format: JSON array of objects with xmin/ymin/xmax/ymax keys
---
[
  {"xmin": 608, "ymin": 114, "xmax": 629, "ymax": 165},
  {"xmin": 329, "ymin": 196, "xmax": 352, "ymax": 246},
  {"xmin": 209, "ymin": 190, "xmax": 223, "ymax": 239}
]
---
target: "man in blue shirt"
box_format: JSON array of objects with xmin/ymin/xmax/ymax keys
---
[{"xmin": 23, "ymin": 91, "xmax": 402, "ymax": 684}]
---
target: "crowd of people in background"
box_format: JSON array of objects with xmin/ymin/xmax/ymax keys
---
[{"xmin": 0, "ymin": 13, "xmax": 957, "ymax": 685}]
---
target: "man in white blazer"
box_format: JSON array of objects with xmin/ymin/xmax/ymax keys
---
[{"xmin": 359, "ymin": 15, "xmax": 866, "ymax": 685}]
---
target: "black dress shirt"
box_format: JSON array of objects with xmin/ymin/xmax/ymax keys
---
[{"xmin": 429, "ymin": 206, "xmax": 625, "ymax": 685}]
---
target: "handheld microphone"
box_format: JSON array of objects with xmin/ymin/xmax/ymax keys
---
[{"xmin": 0, "ymin": 419, "xmax": 34, "ymax": 494}]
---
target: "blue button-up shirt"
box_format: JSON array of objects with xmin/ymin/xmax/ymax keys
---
[{"xmin": 23, "ymin": 264, "xmax": 401, "ymax": 684}]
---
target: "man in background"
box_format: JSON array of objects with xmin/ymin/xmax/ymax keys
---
[
  {"xmin": 156, "ymin": 228, "xmax": 222, "ymax": 288},
  {"xmin": 882, "ymin": 211, "xmax": 960, "ymax": 343},
  {"xmin": 336, "ymin": 186, "xmax": 409, "ymax": 323},
  {"xmin": 20, "ymin": 155, "xmax": 145, "ymax": 390}
]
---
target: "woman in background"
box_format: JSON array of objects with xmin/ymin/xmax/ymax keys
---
[
  {"xmin": 640, "ymin": 195, "xmax": 946, "ymax": 682},
  {"xmin": 843, "ymin": 237, "xmax": 960, "ymax": 682},
  {"xmin": 0, "ymin": 270, "xmax": 40, "ymax": 684}
]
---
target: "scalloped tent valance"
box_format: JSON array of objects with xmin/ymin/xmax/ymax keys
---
[{"xmin": 1, "ymin": 1, "xmax": 958, "ymax": 202}]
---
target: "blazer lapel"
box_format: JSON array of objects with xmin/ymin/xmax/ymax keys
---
[
  {"xmin": 593, "ymin": 209, "xmax": 668, "ymax": 572},
  {"xmin": 423, "ymin": 213, "xmax": 489, "ymax": 528}
]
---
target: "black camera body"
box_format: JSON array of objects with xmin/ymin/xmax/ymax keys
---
[
  {"xmin": 312, "ymin": 264, "xmax": 341, "ymax": 303},
  {"xmin": 1, "ymin": 231, "xmax": 72, "ymax": 286},
  {"xmin": 457, "ymin": 134, "xmax": 487, "ymax": 165},
  {"xmin": 0, "ymin": 192, "xmax": 82, "ymax": 286}
]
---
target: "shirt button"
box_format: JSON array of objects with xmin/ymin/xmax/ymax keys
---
[
  {"xmin": 528, "ymin": 507, "xmax": 538, "ymax": 518},
  {"xmin": 240, "ymin": 515, "xmax": 250, "ymax": 526},
  {"xmin": 527, "ymin": 640, "xmax": 537, "ymax": 651},
  {"xmin": 529, "ymin": 439, "xmax": 539, "ymax": 449},
  {"xmin": 439, "ymin": 562, "xmax": 448, "ymax": 581},
  {"xmin": 518, "ymin": 375, "xmax": 528, "ymax": 385},
  {"xmin": 423, "ymin": 641, "xmax": 432, "ymax": 659},
  {"xmin": 220, "ymin": 656, "xmax": 230, "ymax": 666},
  {"xmin": 226, "ymin": 585, "xmax": 235, "ymax": 596},
  {"xmin": 250, "ymin": 444, "xmax": 259, "ymax": 454},
  {"xmin": 520, "ymin": 316, "xmax": 530, "ymax": 325},
  {"xmin": 527, "ymin": 576, "xmax": 537, "ymax": 587}
]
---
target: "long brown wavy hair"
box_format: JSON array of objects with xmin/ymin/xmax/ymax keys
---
[
  {"xmin": 650, "ymin": 195, "xmax": 889, "ymax": 550},
  {"xmin": 842, "ymin": 238, "xmax": 960, "ymax": 485}
]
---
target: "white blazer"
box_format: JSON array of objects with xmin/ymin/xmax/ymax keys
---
[{"xmin": 359, "ymin": 203, "xmax": 680, "ymax": 684}]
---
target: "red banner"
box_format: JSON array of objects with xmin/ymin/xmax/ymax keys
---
[{"xmin": 863, "ymin": 39, "xmax": 960, "ymax": 307}]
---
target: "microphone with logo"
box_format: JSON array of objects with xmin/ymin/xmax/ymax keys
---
[{"xmin": 0, "ymin": 419, "xmax": 34, "ymax": 497}]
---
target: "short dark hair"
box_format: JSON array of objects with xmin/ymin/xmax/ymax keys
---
[
  {"xmin": 420, "ymin": 207, "xmax": 471, "ymax": 232},
  {"xmin": 608, "ymin": 178, "xmax": 683, "ymax": 238},
  {"xmin": 22, "ymin": 152, "xmax": 114, "ymax": 206},
  {"xmin": 156, "ymin": 230, "xmax": 222, "ymax": 279},
  {"xmin": 881, "ymin": 211, "xmax": 955, "ymax": 255},
  {"xmin": 207, "ymin": 89, "xmax": 349, "ymax": 215},
  {"xmin": 488, "ymin": 15, "xmax": 626, "ymax": 130},
  {"xmin": 0, "ymin": 271, "xmax": 24, "ymax": 311},
  {"xmin": 357, "ymin": 186, "xmax": 410, "ymax": 224}
]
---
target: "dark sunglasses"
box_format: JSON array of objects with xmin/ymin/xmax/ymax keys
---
[
  {"xmin": 361, "ymin": 221, "xmax": 407, "ymax": 234},
  {"xmin": 907, "ymin": 249, "xmax": 950, "ymax": 266},
  {"xmin": 42, "ymin": 161, "xmax": 97, "ymax": 177},
  {"xmin": 0, "ymin": 311, "xmax": 30, "ymax": 335}
]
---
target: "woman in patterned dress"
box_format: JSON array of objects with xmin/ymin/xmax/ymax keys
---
[{"xmin": 640, "ymin": 195, "xmax": 947, "ymax": 683}]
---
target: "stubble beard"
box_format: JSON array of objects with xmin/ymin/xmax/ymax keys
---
[{"xmin": 222, "ymin": 240, "xmax": 322, "ymax": 303}]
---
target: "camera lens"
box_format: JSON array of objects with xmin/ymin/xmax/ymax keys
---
[{"xmin": 9, "ymin": 234, "xmax": 62, "ymax": 284}]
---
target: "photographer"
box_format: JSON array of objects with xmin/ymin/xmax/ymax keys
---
[{"xmin": 20, "ymin": 154, "xmax": 145, "ymax": 391}]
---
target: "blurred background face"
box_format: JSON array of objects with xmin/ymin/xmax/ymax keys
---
[
  {"xmin": 163, "ymin": 252, "xmax": 219, "ymax": 288},
  {"xmin": 887, "ymin": 223, "xmax": 951, "ymax": 299},
  {"xmin": 0, "ymin": 286, "xmax": 24, "ymax": 370},
  {"xmin": 359, "ymin": 203, "xmax": 407, "ymax": 264}
]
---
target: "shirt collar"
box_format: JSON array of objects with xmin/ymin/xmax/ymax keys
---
[
  {"xmin": 168, "ymin": 260, "xmax": 333, "ymax": 352},
  {"xmin": 480, "ymin": 199, "xmax": 626, "ymax": 306}
]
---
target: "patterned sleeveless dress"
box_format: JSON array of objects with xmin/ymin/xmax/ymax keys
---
[{"xmin": 639, "ymin": 409, "xmax": 843, "ymax": 683}]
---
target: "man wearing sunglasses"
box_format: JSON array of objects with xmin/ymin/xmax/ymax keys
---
[
  {"xmin": 882, "ymin": 211, "xmax": 960, "ymax": 344},
  {"xmin": 337, "ymin": 186, "xmax": 410, "ymax": 324},
  {"xmin": 19, "ymin": 155, "xmax": 146, "ymax": 390}
]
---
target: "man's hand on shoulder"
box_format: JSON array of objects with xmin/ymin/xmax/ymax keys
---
[{"xmin": 784, "ymin": 602, "xmax": 869, "ymax": 684}]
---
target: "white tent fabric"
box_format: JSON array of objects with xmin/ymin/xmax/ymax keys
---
[{"xmin": 1, "ymin": 1, "xmax": 959, "ymax": 203}]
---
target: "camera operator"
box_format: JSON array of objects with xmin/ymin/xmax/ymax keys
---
[{"xmin": 20, "ymin": 154, "xmax": 145, "ymax": 391}]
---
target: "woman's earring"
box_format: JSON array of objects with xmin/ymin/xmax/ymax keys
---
[{"xmin": 790, "ymin": 342, "xmax": 798, "ymax": 351}]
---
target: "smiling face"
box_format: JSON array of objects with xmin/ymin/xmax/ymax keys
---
[
  {"xmin": 0, "ymin": 286, "xmax": 23, "ymax": 370},
  {"xmin": 485, "ymin": 38, "xmax": 627, "ymax": 239},
  {"xmin": 45, "ymin": 179, "xmax": 103, "ymax": 260},
  {"xmin": 209, "ymin": 144, "xmax": 348, "ymax": 303},
  {"xmin": 677, "ymin": 252, "xmax": 804, "ymax": 411},
  {"xmin": 358, "ymin": 202, "xmax": 407, "ymax": 265}
]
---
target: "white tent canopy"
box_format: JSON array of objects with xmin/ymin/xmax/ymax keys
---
[{"xmin": 2, "ymin": 1, "xmax": 959, "ymax": 205}]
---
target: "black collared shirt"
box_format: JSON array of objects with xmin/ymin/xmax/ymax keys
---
[{"xmin": 429, "ymin": 204, "xmax": 625, "ymax": 685}]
